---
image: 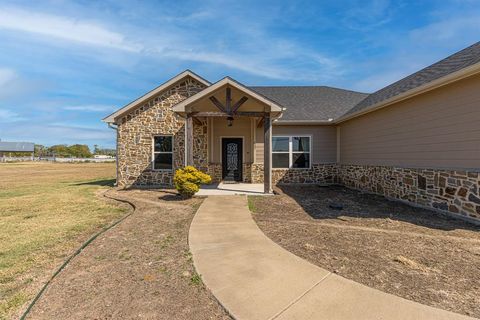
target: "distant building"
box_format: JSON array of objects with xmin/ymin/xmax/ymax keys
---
[
  {"xmin": 0, "ymin": 140, "xmax": 35, "ymax": 157},
  {"xmin": 94, "ymin": 154, "xmax": 114, "ymax": 159}
]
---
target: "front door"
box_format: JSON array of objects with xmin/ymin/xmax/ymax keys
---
[{"xmin": 222, "ymin": 138, "xmax": 243, "ymax": 182}]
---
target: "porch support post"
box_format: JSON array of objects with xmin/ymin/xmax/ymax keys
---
[
  {"xmin": 263, "ymin": 113, "xmax": 272, "ymax": 194},
  {"xmin": 186, "ymin": 115, "xmax": 194, "ymax": 166}
]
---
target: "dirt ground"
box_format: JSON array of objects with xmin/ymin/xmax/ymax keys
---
[
  {"xmin": 250, "ymin": 185, "xmax": 480, "ymax": 318},
  {"xmin": 26, "ymin": 190, "xmax": 230, "ymax": 320}
]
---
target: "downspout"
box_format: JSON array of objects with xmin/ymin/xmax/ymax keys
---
[{"xmin": 108, "ymin": 123, "xmax": 119, "ymax": 187}]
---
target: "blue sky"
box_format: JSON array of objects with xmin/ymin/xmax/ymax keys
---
[{"xmin": 0, "ymin": 0, "xmax": 479, "ymax": 149}]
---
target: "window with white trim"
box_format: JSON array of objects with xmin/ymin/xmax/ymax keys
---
[
  {"xmin": 153, "ymin": 136, "xmax": 173, "ymax": 170},
  {"xmin": 272, "ymin": 136, "xmax": 311, "ymax": 168}
]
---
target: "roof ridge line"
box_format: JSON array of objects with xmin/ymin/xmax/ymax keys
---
[{"xmin": 249, "ymin": 85, "xmax": 370, "ymax": 95}]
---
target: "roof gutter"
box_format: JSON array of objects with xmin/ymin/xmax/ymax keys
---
[
  {"xmin": 336, "ymin": 61, "xmax": 480, "ymax": 124},
  {"xmin": 274, "ymin": 119, "xmax": 334, "ymax": 125}
]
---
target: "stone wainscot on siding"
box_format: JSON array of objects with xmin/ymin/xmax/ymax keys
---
[
  {"xmin": 251, "ymin": 164, "xmax": 338, "ymax": 185},
  {"xmin": 338, "ymin": 165, "xmax": 480, "ymax": 220},
  {"xmin": 117, "ymin": 77, "xmax": 206, "ymax": 187},
  {"xmin": 250, "ymin": 163, "xmax": 480, "ymax": 221},
  {"xmin": 206, "ymin": 163, "xmax": 253, "ymax": 183}
]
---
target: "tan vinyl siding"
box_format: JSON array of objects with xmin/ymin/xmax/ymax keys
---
[
  {"xmin": 255, "ymin": 124, "xmax": 264, "ymax": 163},
  {"xmin": 254, "ymin": 125, "xmax": 337, "ymax": 164},
  {"xmin": 339, "ymin": 73, "xmax": 480, "ymax": 169}
]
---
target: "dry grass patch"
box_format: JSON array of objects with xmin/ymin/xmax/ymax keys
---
[
  {"xmin": 0, "ymin": 162, "xmax": 126, "ymax": 319},
  {"xmin": 393, "ymin": 256, "xmax": 438, "ymax": 273},
  {"xmin": 26, "ymin": 190, "xmax": 231, "ymax": 319}
]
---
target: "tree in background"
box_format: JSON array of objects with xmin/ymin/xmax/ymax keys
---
[
  {"xmin": 48, "ymin": 144, "xmax": 92, "ymax": 158},
  {"xmin": 34, "ymin": 145, "xmax": 47, "ymax": 157},
  {"xmin": 7, "ymin": 144, "xmax": 97, "ymax": 158},
  {"xmin": 48, "ymin": 145, "xmax": 70, "ymax": 157},
  {"xmin": 69, "ymin": 144, "xmax": 92, "ymax": 158},
  {"xmin": 93, "ymin": 147, "xmax": 116, "ymax": 156}
]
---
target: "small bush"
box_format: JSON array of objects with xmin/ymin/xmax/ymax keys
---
[{"xmin": 174, "ymin": 166, "xmax": 212, "ymax": 198}]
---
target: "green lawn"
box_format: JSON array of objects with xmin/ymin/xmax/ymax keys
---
[{"xmin": 0, "ymin": 162, "xmax": 126, "ymax": 319}]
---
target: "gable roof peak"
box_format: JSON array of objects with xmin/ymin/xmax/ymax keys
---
[
  {"xmin": 172, "ymin": 75, "xmax": 284, "ymax": 113},
  {"xmin": 103, "ymin": 69, "xmax": 211, "ymax": 123}
]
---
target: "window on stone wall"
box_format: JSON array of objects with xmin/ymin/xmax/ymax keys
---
[
  {"xmin": 272, "ymin": 136, "xmax": 311, "ymax": 169},
  {"xmin": 153, "ymin": 135, "xmax": 173, "ymax": 170}
]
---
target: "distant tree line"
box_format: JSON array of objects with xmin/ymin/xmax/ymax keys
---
[
  {"xmin": 34, "ymin": 144, "xmax": 91, "ymax": 158},
  {"xmin": 32, "ymin": 144, "xmax": 115, "ymax": 158},
  {"xmin": 6, "ymin": 144, "xmax": 116, "ymax": 158},
  {"xmin": 93, "ymin": 145, "xmax": 116, "ymax": 157}
]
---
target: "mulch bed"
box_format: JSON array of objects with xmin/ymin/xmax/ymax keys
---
[
  {"xmin": 26, "ymin": 190, "xmax": 231, "ymax": 319},
  {"xmin": 250, "ymin": 185, "xmax": 480, "ymax": 318}
]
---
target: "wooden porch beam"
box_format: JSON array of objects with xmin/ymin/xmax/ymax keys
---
[
  {"xmin": 188, "ymin": 111, "xmax": 265, "ymax": 117},
  {"xmin": 209, "ymin": 96, "xmax": 227, "ymax": 113},
  {"xmin": 232, "ymin": 96, "xmax": 248, "ymax": 114},
  {"xmin": 256, "ymin": 117, "xmax": 264, "ymax": 128},
  {"xmin": 226, "ymin": 87, "xmax": 232, "ymax": 113},
  {"xmin": 192, "ymin": 117, "xmax": 202, "ymax": 126},
  {"xmin": 263, "ymin": 113, "xmax": 271, "ymax": 194}
]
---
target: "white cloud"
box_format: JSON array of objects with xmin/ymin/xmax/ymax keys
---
[
  {"xmin": 161, "ymin": 45, "xmax": 342, "ymax": 81},
  {"xmin": 349, "ymin": 8, "xmax": 480, "ymax": 92},
  {"xmin": 0, "ymin": 67, "xmax": 44, "ymax": 100},
  {"xmin": 352, "ymin": 69, "xmax": 412, "ymax": 92},
  {"xmin": 341, "ymin": 0, "xmax": 394, "ymax": 31},
  {"xmin": 165, "ymin": 50, "xmax": 289, "ymax": 80},
  {"xmin": 0, "ymin": 7, "xmax": 141, "ymax": 52},
  {"xmin": 0, "ymin": 6, "xmax": 343, "ymax": 81},
  {"xmin": 0, "ymin": 109, "xmax": 26, "ymax": 122},
  {"xmin": 63, "ymin": 105, "xmax": 115, "ymax": 112},
  {"xmin": 409, "ymin": 15, "xmax": 480, "ymax": 45}
]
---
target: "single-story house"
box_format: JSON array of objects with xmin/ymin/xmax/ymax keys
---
[{"xmin": 103, "ymin": 41, "xmax": 480, "ymax": 221}]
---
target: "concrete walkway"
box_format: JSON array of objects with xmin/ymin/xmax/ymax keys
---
[
  {"xmin": 189, "ymin": 196, "xmax": 474, "ymax": 320},
  {"xmin": 197, "ymin": 182, "xmax": 266, "ymax": 196}
]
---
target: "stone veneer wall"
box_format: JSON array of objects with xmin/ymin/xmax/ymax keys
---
[
  {"xmin": 193, "ymin": 120, "xmax": 208, "ymax": 173},
  {"xmin": 117, "ymin": 77, "xmax": 206, "ymax": 187},
  {"xmin": 243, "ymin": 163, "xmax": 253, "ymax": 183},
  {"xmin": 206, "ymin": 163, "xmax": 253, "ymax": 183},
  {"xmin": 206, "ymin": 164, "xmax": 222, "ymax": 183},
  {"xmin": 338, "ymin": 165, "xmax": 480, "ymax": 220},
  {"xmin": 250, "ymin": 163, "xmax": 480, "ymax": 220},
  {"xmin": 251, "ymin": 164, "xmax": 338, "ymax": 185}
]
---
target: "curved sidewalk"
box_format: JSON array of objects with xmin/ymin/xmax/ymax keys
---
[{"xmin": 189, "ymin": 195, "xmax": 474, "ymax": 320}]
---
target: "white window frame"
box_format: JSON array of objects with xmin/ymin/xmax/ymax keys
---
[
  {"xmin": 152, "ymin": 135, "xmax": 174, "ymax": 171},
  {"xmin": 272, "ymin": 135, "xmax": 312, "ymax": 169}
]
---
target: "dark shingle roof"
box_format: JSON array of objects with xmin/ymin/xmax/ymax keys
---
[
  {"xmin": 345, "ymin": 41, "xmax": 480, "ymax": 116},
  {"xmin": 250, "ymin": 86, "xmax": 368, "ymax": 121},
  {"xmin": 0, "ymin": 141, "xmax": 35, "ymax": 152}
]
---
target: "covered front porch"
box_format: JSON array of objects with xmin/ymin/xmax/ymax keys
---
[{"xmin": 172, "ymin": 77, "xmax": 284, "ymax": 194}]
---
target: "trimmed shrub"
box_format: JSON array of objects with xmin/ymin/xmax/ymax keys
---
[{"xmin": 174, "ymin": 166, "xmax": 212, "ymax": 198}]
